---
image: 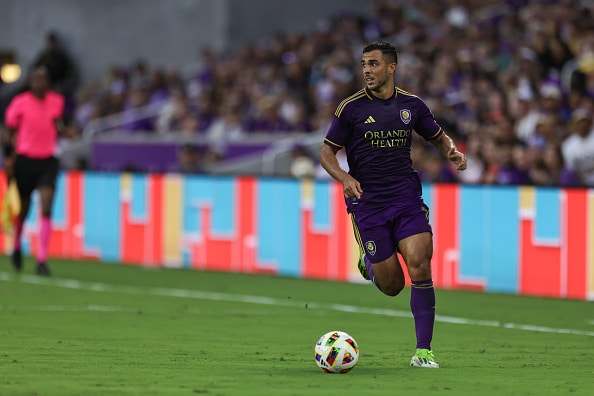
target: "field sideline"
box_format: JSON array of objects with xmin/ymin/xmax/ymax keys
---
[{"xmin": 1, "ymin": 259, "xmax": 593, "ymax": 396}]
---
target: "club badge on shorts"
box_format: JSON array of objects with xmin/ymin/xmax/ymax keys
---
[
  {"xmin": 400, "ymin": 109, "xmax": 411, "ymax": 124},
  {"xmin": 365, "ymin": 241, "xmax": 376, "ymax": 256}
]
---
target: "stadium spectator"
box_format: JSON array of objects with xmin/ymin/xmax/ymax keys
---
[
  {"xmin": 279, "ymin": 93, "xmax": 315, "ymax": 132},
  {"xmin": 510, "ymin": 140, "xmax": 535, "ymax": 185},
  {"xmin": 457, "ymin": 131, "xmax": 484, "ymax": 184},
  {"xmin": 532, "ymin": 144, "xmax": 583, "ymax": 187},
  {"xmin": 245, "ymin": 97, "xmax": 291, "ymax": 133},
  {"xmin": 186, "ymin": 47, "xmax": 218, "ymax": 101},
  {"xmin": 147, "ymin": 68, "xmax": 171, "ymax": 105},
  {"xmin": 194, "ymin": 91, "xmax": 218, "ymax": 133},
  {"xmin": 561, "ymin": 107, "xmax": 594, "ymax": 186},
  {"xmin": 156, "ymin": 87, "xmax": 193, "ymax": 134},
  {"xmin": 205, "ymin": 98, "xmax": 245, "ymax": 154},
  {"xmin": 491, "ymin": 140, "xmax": 532, "ymax": 185},
  {"xmin": 32, "ymin": 31, "xmax": 78, "ymax": 108},
  {"xmin": 417, "ymin": 148, "xmax": 459, "ymax": 184},
  {"xmin": 104, "ymin": 71, "xmax": 128, "ymax": 117},
  {"xmin": 119, "ymin": 81, "xmax": 155, "ymax": 133},
  {"xmin": 201, "ymin": 146, "xmax": 225, "ymax": 172},
  {"xmin": 288, "ymin": 144, "xmax": 316, "ymax": 179},
  {"xmin": 480, "ymin": 136, "xmax": 501, "ymax": 185},
  {"xmin": 170, "ymin": 142, "xmax": 204, "ymax": 174}
]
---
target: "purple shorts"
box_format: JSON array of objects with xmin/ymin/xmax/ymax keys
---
[{"xmin": 350, "ymin": 201, "xmax": 432, "ymax": 264}]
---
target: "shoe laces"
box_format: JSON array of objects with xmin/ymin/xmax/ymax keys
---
[{"xmin": 416, "ymin": 349, "xmax": 435, "ymax": 361}]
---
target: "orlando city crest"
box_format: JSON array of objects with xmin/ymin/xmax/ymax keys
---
[
  {"xmin": 365, "ymin": 241, "xmax": 376, "ymax": 256},
  {"xmin": 400, "ymin": 109, "xmax": 411, "ymax": 124}
]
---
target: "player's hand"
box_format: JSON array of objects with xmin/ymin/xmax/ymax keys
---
[
  {"xmin": 341, "ymin": 175, "xmax": 363, "ymax": 199},
  {"xmin": 448, "ymin": 147, "xmax": 467, "ymax": 171},
  {"xmin": 3, "ymin": 156, "xmax": 15, "ymax": 180}
]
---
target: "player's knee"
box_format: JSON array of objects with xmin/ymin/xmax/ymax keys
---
[{"xmin": 407, "ymin": 257, "xmax": 433, "ymax": 279}]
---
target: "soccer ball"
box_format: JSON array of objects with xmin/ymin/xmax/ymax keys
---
[{"xmin": 314, "ymin": 330, "xmax": 359, "ymax": 373}]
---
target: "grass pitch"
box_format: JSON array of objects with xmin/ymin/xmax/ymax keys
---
[{"xmin": 1, "ymin": 258, "xmax": 593, "ymax": 396}]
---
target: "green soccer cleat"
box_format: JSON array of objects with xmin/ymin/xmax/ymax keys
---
[
  {"xmin": 357, "ymin": 253, "xmax": 370, "ymax": 280},
  {"xmin": 410, "ymin": 348, "xmax": 440, "ymax": 368}
]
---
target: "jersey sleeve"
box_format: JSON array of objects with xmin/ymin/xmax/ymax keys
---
[
  {"xmin": 4, "ymin": 96, "xmax": 23, "ymax": 128},
  {"xmin": 323, "ymin": 116, "xmax": 345, "ymax": 150},
  {"xmin": 53, "ymin": 93, "xmax": 65, "ymax": 119},
  {"xmin": 324, "ymin": 104, "xmax": 353, "ymax": 150},
  {"xmin": 414, "ymin": 98, "xmax": 443, "ymax": 141}
]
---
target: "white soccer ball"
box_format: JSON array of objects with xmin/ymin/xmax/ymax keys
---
[{"xmin": 314, "ymin": 330, "xmax": 359, "ymax": 373}]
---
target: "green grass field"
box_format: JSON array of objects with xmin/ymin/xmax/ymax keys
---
[{"xmin": 1, "ymin": 258, "xmax": 593, "ymax": 396}]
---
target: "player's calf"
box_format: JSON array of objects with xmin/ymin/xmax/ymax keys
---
[{"xmin": 371, "ymin": 259, "xmax": 406, "ymax": 296}]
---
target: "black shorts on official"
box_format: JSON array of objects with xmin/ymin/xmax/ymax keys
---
[{"xmin": 14, "ymin": 155, "xmax": 59, "ymax": 198}]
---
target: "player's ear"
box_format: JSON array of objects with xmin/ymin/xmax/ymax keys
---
[{"xmin": 388, "ymin": 62, "xmax": 397, "ymax": 75}]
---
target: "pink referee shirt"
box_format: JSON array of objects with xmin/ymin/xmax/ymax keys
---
[{"xmin": 4, "ymin": 91, "xmax": 65, "ymax": 158}]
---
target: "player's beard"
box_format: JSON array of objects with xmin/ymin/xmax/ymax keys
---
[{"xmin": 366, "ymin": 73, "xmax": 390, "ymax": 93}]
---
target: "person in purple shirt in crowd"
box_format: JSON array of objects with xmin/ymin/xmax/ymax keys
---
[
  {"xmin": 119, "ymin": 83, "xmax": 154, "ymax": 132},
  {"xmin": 495, "ymin": 141, "xmax": 532, "ymax": 185},
  {"xmin": 319, "ymin": 41, "xmax": 467, "ymax": 369},
  {"xmin": 541, "ymin": 144, "xmax": 583, "ymax": 188}
]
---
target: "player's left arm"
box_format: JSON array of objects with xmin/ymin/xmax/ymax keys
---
[
  {"xmin": 53, "ymin": 93, "xmax": 66, "ymax": 136},
  {"xmin": 430, "ymin": 132, "xmax": 467, "ymax": 171},
  {"xmin": 414, "ymin": 98, "xmax": 466, "ymax": 171},
  {"xmin": 54, "ymin": 119, "xmax": 66, "ymax": 136}
]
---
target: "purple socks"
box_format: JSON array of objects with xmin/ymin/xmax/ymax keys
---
[{"xmin": 410, "ymin": 279, "xmax": 436, "ymax": 350}]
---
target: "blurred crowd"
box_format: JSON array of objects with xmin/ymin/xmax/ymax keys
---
[{"xmin": 3, "ymin": 0, "xmax": 594, "ymax": 186}]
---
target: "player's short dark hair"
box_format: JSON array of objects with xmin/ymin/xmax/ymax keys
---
[{"xmin": 363, "ymin": 41, "xmax": 398, "ymax": 64}]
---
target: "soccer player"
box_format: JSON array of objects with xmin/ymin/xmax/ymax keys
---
[
  {"xmin": 3, "ymin": 67, "xmax": 65, "ymax": 276},
  {"xmin": 319, "ymin": 41, "xmax": 467, "ymax": 368}
]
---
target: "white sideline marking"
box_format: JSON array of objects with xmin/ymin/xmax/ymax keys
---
[
  {"xmin": 35, "ymin": 305, "xmax": 138, "ymax": 312},
  {"xmin": 0, "ymin": 305, "xmax": 286, "ymax": 316},
  {"xmin": 1, "ymin": 271, "xmax": 593, "ymax": 337}
]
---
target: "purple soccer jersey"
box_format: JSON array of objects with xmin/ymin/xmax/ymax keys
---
[
  {"xmin": 324, "ymin": 87, "xmax": 443, "ymax": 208},
  {"xmin": 324, "ymin": 86, "xmax": 442, "ymax": 262}
]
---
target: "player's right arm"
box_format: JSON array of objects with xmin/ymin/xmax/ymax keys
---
[
  {"xmin": 321, "ymin": 100, "xmax": 364, "ymax": 199},
  {"xmin": 319, "ymin": 143, "xmax": 363, "ymax": 199},
  {"xmin": 3, "ymin": 97, "xmax": 21, "ymax": 182}
]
